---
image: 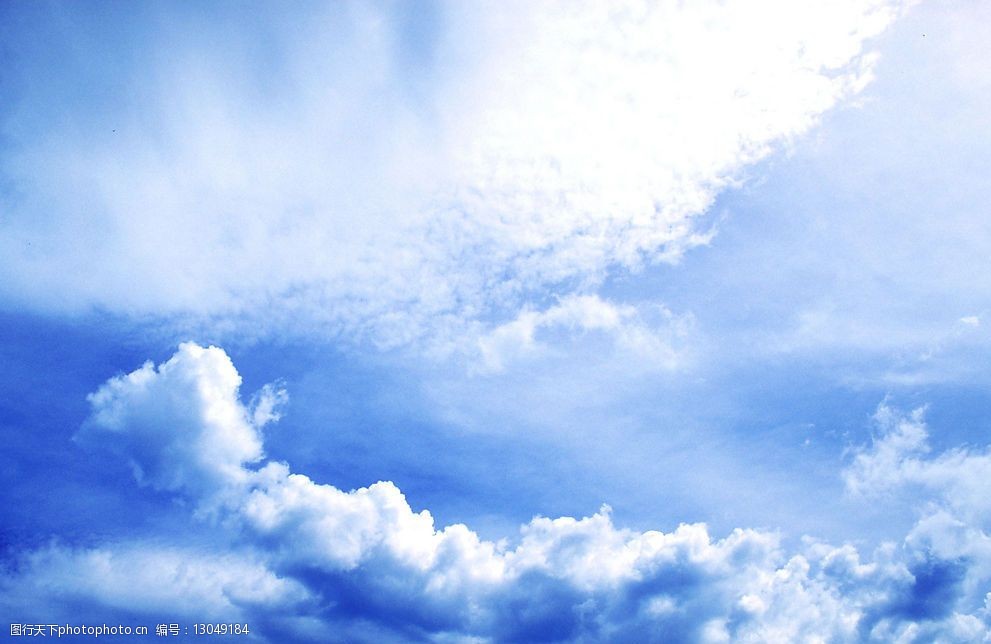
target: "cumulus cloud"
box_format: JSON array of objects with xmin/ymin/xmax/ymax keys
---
[
  {"xmin": 55, "ymin": 344, "xmax": 991, "ymax": 641},
  {"xmin": 845, "ymin": 403, "xmax": 991, "ymax": 525},
  {"xmin": 843, "ymin": 403, "xmax": 991, "ymax": 637},
  {"xmin": 0, "ymin": 0, "xmax": 913, "ymax": 352},
  {"xmin": 76, "ymin": 343, "xmax": 282, "ymax": 501}
]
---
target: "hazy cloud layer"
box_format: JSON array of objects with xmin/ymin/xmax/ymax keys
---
[{"xmin": 0, "ymin": 0, "xmax": 911, "ymax": 352}]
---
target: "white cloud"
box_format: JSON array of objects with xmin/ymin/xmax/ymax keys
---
[
  {"xmin": 843, "ymin": 403, "xmax": 991, "ymax": 633},
  {"xmin": 475, "ymin": 295, "xmax": 692, "ymax": 373},
  {"xmin": 0, "ymin": 0, "xmax": 913, "ymax": 352},
  {"xmin": 76, "ymin": 342, "xmax": 283, "ymax": 502},
  {"xmin": 845, "ymin": 402, "xmax": 991, "ymax": 524},
  {"xmin": 63, "ymin": 344, "xmax": 991, "ymax": 641},
  {"xmin": 0, "ymin": 542, "xmax": 312, "ymax": 623}
]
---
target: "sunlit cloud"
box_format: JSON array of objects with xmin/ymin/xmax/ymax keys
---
[{"xmin": 0, "ymin": 0, "xmax": 911, "ymax": 355}]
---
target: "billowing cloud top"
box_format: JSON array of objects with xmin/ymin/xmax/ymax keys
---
[
  {"xmin": 7, "ymin": 344, "xmax": 981, "ymax": 642},
  {"xmin": 76, "ymin": 343, "xmax": 280, "ymax": 498},
  {"xmin": 0, "ymin": 0, "xmax": 911, "ymax": 350}
]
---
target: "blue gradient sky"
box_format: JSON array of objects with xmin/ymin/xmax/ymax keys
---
[{"xmin": 2, "ymin": 2, "xmax": 991, "ymax": 642}]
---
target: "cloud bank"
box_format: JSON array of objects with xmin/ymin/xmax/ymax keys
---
[
  {"xmin": 6, "ymin": 344, "xmax": 984, "ymax": 642},
  {"xmin": 0, "ymin": 0, "xmax": 911, "ymax": 352}
]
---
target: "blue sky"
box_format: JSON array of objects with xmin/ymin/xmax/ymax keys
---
[{"xmin": 2, "ymin": 1, "xmax": 991, "ymax": 642}]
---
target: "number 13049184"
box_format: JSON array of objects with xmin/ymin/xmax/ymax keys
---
[{"xmin": 194, "ymin": 623, "xmax": 250, "ymax": 635}]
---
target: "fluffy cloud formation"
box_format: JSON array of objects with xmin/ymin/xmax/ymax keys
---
[
  {"xmin": 50, "ymin": 344, "xmax": 990, "ymax": 641},
  {"xmin": 0, "ymin": 0, "xmax": 912, "ymax": 351},
  {"xmin": 845, "ymin": 403, "xmax": 991, "ymax": 525},
  {"xmin": 75, "ymin": 343, "xmax": 284, "ymax": 501},
  {"xmin": 844, "ymin": 402, "xmax": 991, "ymax": 633}
]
